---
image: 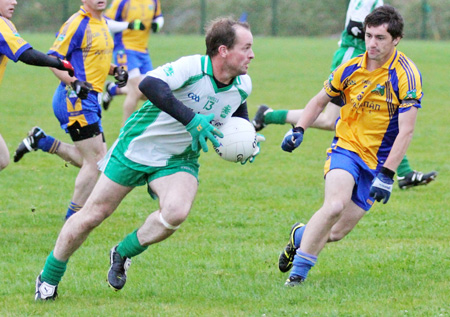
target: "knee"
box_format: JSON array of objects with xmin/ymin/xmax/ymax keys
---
[
  {"xmin": 0, "ymin": 157, "xmax": 9, "ymax": 171},
  {"xmin": 322, "ymin": 200, "xmax": 346, "ymax": 220},
  {"xmin": 160, "ymin": 202, "xmax": 190, "ymax": 227},
  {"xmin": 77, "ymin": 207, "xmax": 108, "ymax": 230}
]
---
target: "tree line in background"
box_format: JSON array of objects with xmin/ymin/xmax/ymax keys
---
[{"xmin": 14, "ymin": 0, "xmax": 449, "ymax": 40}]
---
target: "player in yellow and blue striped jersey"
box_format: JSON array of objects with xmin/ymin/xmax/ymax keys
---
[
  {"xmin": 102, "ymin": 0, "xmax": 164, "ymax": 124},
  {"xmin": 279, "ymin": 5, "xmax": 425, "ymax": 286},
  {"xmin": 252, "ymin": 0, "xmax": 436, "ymax": 189},
  {"xmin": 0, "ymin": 0, "xmax": 74, "ymax": 172},
  {"xmin": 14, "ymin": 0, "xmax": 128, "ymax": 226}
]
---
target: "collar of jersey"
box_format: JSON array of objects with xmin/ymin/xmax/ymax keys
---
[
  {"xmin": 201, "ymin": 55, "xmax": 241, "ymax": 93},
  {"xmin": 359, "ymin": 48, "xmax": 399, "ymax": 70}
]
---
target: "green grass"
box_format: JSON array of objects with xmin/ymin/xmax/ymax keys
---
[{"xmin": 1, "ymin": 33, "xmax": 449, "ymax": 316}]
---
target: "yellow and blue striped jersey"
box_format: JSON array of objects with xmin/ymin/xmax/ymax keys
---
[
  {"xmin": 324, "ymin": 49, "xmax": 423, "ymax": 169},
  {"xmin": 0, "ymin": 17, "xmax": 32, "ymax": 85},
  {"xmin": 105, "ymin": 0, "xmax": 162, "ymax": 53},
  {"xmin": 48, "ymin": 6, "xmax": 113, "ymax": 92}
]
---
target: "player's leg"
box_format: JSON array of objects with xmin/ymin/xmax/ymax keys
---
[
  {"xmin": 0, "ymin": 133, "xmax": 10, "ymax": 171},
  {"xmin": 328, "ymin": 200, "xmax": 365, "ymax": 242},
  {"xmin": 121, "ymin": 73, "xmax": 144, "ymax": 124},
  {"xmin": 108, "ymin": 170, "xmax": 198, "ymax": 291},
  {"xmin": 284, "ymin": 168, "xmax": 355, "ymax": 286},
  {"xmin": 14, "ymin": 126, "xmax": 84, "ymax": 167},
  {"xmin": 64, "ymin": 125, "xmax": 107, "ymax": 219},
  {"xmin": 252, "ymin": 103, "xmax": 340, "ymax": 132},
  {"xmin": 396, "ymin": 155, "xmax": 437, "ymax": 189},
  {"xmin": 35, "ymin": 173, "xmax": 133, "ymax": 300}
]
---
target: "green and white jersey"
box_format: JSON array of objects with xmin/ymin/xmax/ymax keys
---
[
  {"xmin": 116, "ymin": 54, "xmax": 252, "ymax": 167},
  {"xmin": 339, "ymin": 0, "xmax": 383, "ymax": 51}
]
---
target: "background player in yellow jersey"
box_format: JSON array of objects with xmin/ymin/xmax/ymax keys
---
[
  {"xmin": 278, "ymin": 5, "xmax": 423, "ymax": 286},
  {"xmin": 252, "ymin": 0, "xmax": 436, "ymax": 190},
  {"xmin": 13, "ymin": 0, "xmax": 128, "ymax": 220},
  {"xmin": 102, "ymin": 0, "xmax": 164, "ymax": 124},
  {"xmin": 0, "ymin": 0, "xmax": 74, "ymax": 172}
]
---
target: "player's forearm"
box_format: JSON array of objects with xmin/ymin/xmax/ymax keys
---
[
  {"xmin": 383, "ymin": 132, "xmax": 413, "ymax": 172},
  {"xmin": 383, "ymin": 108, "xmax": 418, "ymax": 171},
  {"xmin": 295, "ymin": 89, "xmax": 330, "ymax": 130},
  {"xmin": 105, "ymin": 19, "xmax": 129, "ymax": 33},
  {"xmin": 50, "ymin": 67, "xmax": 76, "ymax": 86},
  {"xmin": 139, "ymin": 76, "xmax": 195, "ymax": 125},
  {"xmin": 18, "ymin": 48, "xmax": 62, "ymax": 68}
]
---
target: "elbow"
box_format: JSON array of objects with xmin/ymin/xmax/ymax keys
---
[{"xmin": 138, "ymin": 76, "xmax": 150, "ymax": 95}]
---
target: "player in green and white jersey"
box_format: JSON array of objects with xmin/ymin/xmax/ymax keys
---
[{"xmin": 34, "ymin": 17, "xmax": 258, "ymax": 300}]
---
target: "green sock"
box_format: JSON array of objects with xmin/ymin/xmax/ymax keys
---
[
  {"xmin": 396, "ymin": 155, "xmax": 413, "ymax": 177},
  {"xmin": 116, "ymin": 229, "xmax": 148, "ymax": 258},
  {"xmin": 265, "ymin": 110, "xmax": 288, "ymax": 125},
  {"xmin": 41, "ymin": 251, "xmax": 68, "ymax": 286}
]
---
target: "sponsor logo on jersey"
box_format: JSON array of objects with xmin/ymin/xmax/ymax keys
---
[{"xmin": 188, "ymin": 92, "xmax": 200, "ymax": 102}]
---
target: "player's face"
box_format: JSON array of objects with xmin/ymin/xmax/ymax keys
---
[
  {"xmin": 365, "ymin": 24, "xmax": 400, "ymax": 65},
  {"xmin": 0, "ymin": 0, "xmax": 18, "ymax": 19},
  {"xmin": 82, "ymin": 0, "xmax": 107, "ymax": 13},
  {"xmin": 225, "ymin": 26, "xmax": 255, "ymax": 76}
]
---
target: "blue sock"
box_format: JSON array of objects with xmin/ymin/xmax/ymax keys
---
[
  {"xmin": 109, "ymin": 83, "xmax": 118, "ymax": 96},
  {"xmin": 294, "ymin": 225, "xmax": 306, "ymax": 248},
  {"xmin": 290, "ymin": 249, "xmax": 318, "ymax": 280},
  {"xmin": 37, "ymin": 135, "xmax": 60, "ymax": 153},
  {"xmin": 65, "ymin": 202, "xmax": 82, "ymax": 220}
]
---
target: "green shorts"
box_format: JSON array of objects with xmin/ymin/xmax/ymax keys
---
[
  {"xmin": 100, "ymin": 144, "xmax": 199, "ymax": 199},
  {"xmin": 330, "ymin": 46, "xmax": 365, "ymax": 72}
]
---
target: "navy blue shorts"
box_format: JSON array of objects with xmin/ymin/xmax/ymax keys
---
[
  {"xmin": 52, "ymin": 84, "xmax": 103, "ymax": 134},
  {"xmin": 324, "ymin": 146, "xmax": 377, "ymax": 211},
  {"xmin": 114, "ymin": 49, "xmax": 153, "ymax": 75}
]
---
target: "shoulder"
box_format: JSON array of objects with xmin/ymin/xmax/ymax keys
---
[
  {"xmin": 333, "ymin": 54, "xmax": 363, "ymax": 79},
  {"xmin": 0, "ymin": 16, "xmax": 16, "ymax": 33},
  {"xmin": 171, "ymin": 54, "xmax": 203, "ymax": 73},
  {"xmin": 236, "ymin": 74, "xmax": 252, "ymax": 91},
  {"xmin": 395, "ymin": 51, "xmax": 421, "ymax": 74}
]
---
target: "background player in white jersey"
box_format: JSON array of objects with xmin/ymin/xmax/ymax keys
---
[
  {"xmin": 252, "ymin": 0, "xmax": 436, "ymax": 189},
  {"xmin": 34, "ymin": 17, "xmax": 259, "ymax": 300}
]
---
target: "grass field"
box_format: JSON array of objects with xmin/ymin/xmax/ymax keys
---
[{"xmin": 1, "ymin": 33, "xmax": 449, "ymax": 316}]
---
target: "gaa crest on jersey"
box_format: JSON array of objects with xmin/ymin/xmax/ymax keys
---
[
  {"xmin": 405, "ymin": 89, "xmax": 417, "ymax": 99},
  {"xmin": 371, "ymin": 84, "xmax": 385, "ymax": 96},
  {"xmin": 163, "ymin": 65, "xmax": 174, "ymax": 77},
  {"xmin": 220, "ymin": 105, "xmax": 232, "ymax": 118}
]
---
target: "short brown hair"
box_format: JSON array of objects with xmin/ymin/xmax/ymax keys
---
[
  {"xmin": 365, "ymin": 5, "xmax": 404, "ymax": 39},
  {"xmin": 205, "ymin": 17, "xmax": 250, "ymax": 57}
]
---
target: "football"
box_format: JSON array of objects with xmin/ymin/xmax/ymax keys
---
[{"xmin": 214, "ymin": 117, "xmax": 257, "ymax": 163}]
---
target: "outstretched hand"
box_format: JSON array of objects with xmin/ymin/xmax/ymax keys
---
[
  {"xmin": 241, "ymin": 133, "xmax": 265, "ymax": 164},
  {"xmin": 281, "ymin": 127, "xmax": 304, "ymax": 152}
]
